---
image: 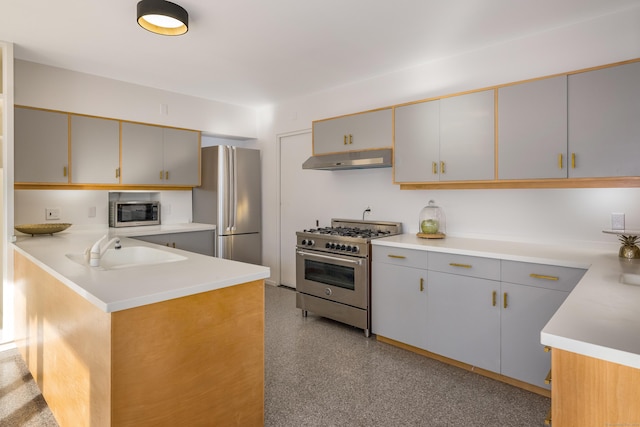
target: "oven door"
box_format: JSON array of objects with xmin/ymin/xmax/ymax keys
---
[{"xmin": 296, "ymin": 249, "xmax": 368, "ymax": 308}]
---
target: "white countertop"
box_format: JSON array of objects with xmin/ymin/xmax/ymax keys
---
[
  {"xmin": 373, "ymin": 234, "xmax": 640, "ymax": 370},
  {"xmin": 13, "ymin": 225, "xmax": 269, "ymax": 313},
  {"xmin": 109, "ymin": 222, "xmax": 216, "ymax": 237}
]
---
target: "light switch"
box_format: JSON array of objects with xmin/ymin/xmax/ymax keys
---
[{"xmin": 46, "ymin": 208, "xmax": 61, "ymax": 220}]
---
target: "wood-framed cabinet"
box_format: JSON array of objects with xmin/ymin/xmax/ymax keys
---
[
  {"xmin": 497, "ymin": 75, "xmax": 568, "ymax": 180},
  {"xmin": 14, "ymin": 107, "xmax": 69, "ymax": 184},
  {"xmin": 121, "ymin": 122, "xmax": 200, "ymax": 186},
  {"xmin": 394, "ymin": 90, "xmax": 495, "ymax": 183},
  {"xmin": 312, "ymin": 108, "xmax": 392, "ymax": 155},
  {"xmin": 70, "ymin": 115, "xmax": 120, "ymax": 184},
  {"xmin": 14, "ymin": 106, "xmax": 201, "ymax": 188}
]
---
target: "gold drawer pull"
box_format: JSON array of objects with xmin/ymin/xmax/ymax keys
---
[
  {"xmin": 571, "ymin": 152, "xmax": 576, "ymax": 169},
  {"xmin": 440, "ymin": 161, "xmax": 445, "ymax": 174},
  {"xmin": 165, "ymin": 171, "xmax": 169, "ymax": 180},
  {"xmin": 449, "ymin": 262, "xmax": 471, "ymax": 269},
  {"xmin": 432, "ymin": 162, "xmax": 438, "ymax": 174},
  {"xmin": 63, "ymin": 166, "xmax": 68, "ymax": 177},
  {"xmin": 544, "ymin": 346, "xmax": 552, "ymax": 353},
  {"xmin": 420, "ymin": 277, "xmax": 424, "ymax": 292},
  {"xmin": 530, "ymin": 273, "xmax": 559, "ymax": 281},
  {"xmin": 492, "ymin": 290, "xmax": 497, "ymax": 307},
  {"xmin": 503, "ymin": 292, "xmax": 508, "ymax": 309},
  {"xmin": 160, "ymin": 170, "xmax": 164, "ymax": 179},
  {"xmin": 349, "ymin": 134, "xmax": 353, "ymax": 144},
  {"xmin": 115, "ymin": 168, "xmax": 120, "ymax": 178},
  {"xmin": 544, "ymin": 408, "xmax": 552, "ymax": 425},
  {"xmin": 387, "ymin": 254, "xmax": 406, "ymax": 259},
  {"xmin": 558, "ymin": 153, "xmax": 563, "ymax": 169},
  {"xmin": 545, "ymin": 369, "xmax": 552, "ymax": 385},
  {"xmin": 343, "ymin": 135, "xmax": 348, "ymax": 145}
]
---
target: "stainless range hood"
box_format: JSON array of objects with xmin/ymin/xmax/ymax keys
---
[{"xmin": 302, "ymin": 148, "xmax": 392, "ymax": 171}]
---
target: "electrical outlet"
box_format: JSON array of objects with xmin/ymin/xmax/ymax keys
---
[
  {"xmin": 611, "ymin": 212, "xmax": 625, "ymax": 231},
  {"xmin": 45, "ymin": 208, "xmax": 61, "ymax": 221},
  {"xmin": 88, "ymin": 206, "xmax": 96, "ymax": 218}
]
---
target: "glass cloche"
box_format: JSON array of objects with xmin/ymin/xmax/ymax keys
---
[{"xmin": 418, "ymin": 200, "xmax": 446, "ymax": 238}]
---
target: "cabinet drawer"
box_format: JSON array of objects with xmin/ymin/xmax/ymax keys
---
[
  {"xmin": 428, "ymin": 252, "xmax": 500, "ymax": 280},
  {"xmin": 372, "ymin": 246, "xmax": 428, "ymax": 269},
  {"xmin": 501, "ymin": 260, "xmax": 586, "ymax": 292}
]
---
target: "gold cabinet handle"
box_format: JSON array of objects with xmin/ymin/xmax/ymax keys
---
[
  {"xmin": 387, "ymin": 254, "xmax": 406, "ymax": 259},
  {"xmin": 544, "ymin": 346, "xmax": 552, "ymax": 353},
  {"xmin": 545, "ymin": 369, "xmax": 552, "ymax": 385},
  {"xmin": 492, "ymin": 291, "xmax": 497, "ymax": 307},
  {"xmin": 440, "ymin": 161, "xmax": 445, "ymax": 174},
  {"xmin": 503, "ymin": 292, "xmax": 508, "ymax": 309},
  {"xmin": 449, "ymin": 262, "xmax": 471, "ymax": 269},
  {"xmin": 420, "ymin": 277, "xmax": 424, "ymax": 292},
  {"xmin": 63, "ymin": 166, "xmax": 68, "ymax": 177},
  {"xmin": 530, "ymin": 273, "xmax": 559, "ymax": 281},
  {"xmin": 343, "ymin": 135, "xmax": 348, "ymax": 145},
  {"xmin": 432, "ymin": 161, "xmax": 438, "ymax": 174},
  {"xmin": 349, "ymin": 134, "xmax": 353, "ymax": 144},
  {"xmin": 115, "ymin": 168, "xmax": 120, "ymax": 178},
  {"xmin": 160, "ymin": 170, "xmax": 164, "ymax": 179},
  {"xmin": 571, "ymin": 152, "xmax": 576, "ymax": 169},
  {"xmin": 165, "ymin": 171, "xmax": 169, "ymax": 180},
  {"xmin": 544, "ymin": 408, "xmax": 552, "ymax": 426},
  {"xmin": 558, "ymin": 153, "xmax": 563, "ymax": 169}
]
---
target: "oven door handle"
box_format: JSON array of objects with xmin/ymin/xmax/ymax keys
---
[{"xmin": 296, "ymin": 250, "xmax": 363, "ymax": 265}]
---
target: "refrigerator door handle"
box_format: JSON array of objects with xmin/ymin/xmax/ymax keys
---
[
  {"xmin": 231, "ymin": 146, "xmax": 238, "ymax": 231},
  {"xmin": 223, "ymin": 146, "xmax": 232, "ymax": 232}
]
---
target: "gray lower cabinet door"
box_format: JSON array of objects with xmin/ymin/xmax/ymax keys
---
[
  {"xmin": 568, "ymin": 61, "xmax": 640, "ymax": 178},
  {"xmin": 426, "ymin": 270, "xmax": 501, "ymax": 373},
  {"xmin": 371, "ymin": 262, "xmax": 428, "ymax": 349},
  {"xmin": 498, "ymin": 75, "xmax": 568, "ymax": 180},
  {"xmin": 500, "ymin": 283, "xmax": 568, "ymax": 389},
  {"xmin": 439, "ymin": 90, "xmax": 495, "ymax": 181},
  {"xmin": 132, "ymin": 231, "xmax": 215, "ymax": 257}
]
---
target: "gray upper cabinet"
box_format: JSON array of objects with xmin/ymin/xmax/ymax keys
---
[
  {"xmin": 394, "ymin": 100, "xmax": 440, "ymax": 183},
  {"xmin": 498, "ymin": 76, "xmax": 568, "ymax": 180},
  {"xmin": 15, "ymin": 107, "xmax": 69, "ymax": 184},
  {"xmin": 71, "ymin": 115, "xmax": 120, "ymax": 184},
  {"xmin": 312, "ymin": 108, "xmax": 392, "ymax": 155},
  {"xmin": 121, "ymin": 122, "xmax": 200, "ymax": 186},
  {"xmin": 439, "ymin": 90, "xmax": 495, "ymax": 182},
  {"xmin": 568, "ymin": 61, "xmax": 640, "ymax": 178}
]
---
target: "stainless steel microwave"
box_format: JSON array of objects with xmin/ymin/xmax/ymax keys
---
[{"xmin": 109, "ymin": 201, "xmax": 160, "ymax": 227}]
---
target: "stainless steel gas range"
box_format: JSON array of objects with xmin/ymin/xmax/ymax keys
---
[{"xmin": 295, "ymin": 219, "xmax": 403, "ymax": 337}]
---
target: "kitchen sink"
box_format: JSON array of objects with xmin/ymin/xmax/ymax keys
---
[
  {"xmin": 619, "ymin": 273, "xmax": 640, "ymax": 286},
  {"xmin": 66, "ymin": 246, "xmax": 187, "ymax": 270}
]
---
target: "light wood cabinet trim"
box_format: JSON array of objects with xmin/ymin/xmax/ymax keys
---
[
  {"xmin": 378, "ymin": 335, "xmax": 551, "ymax": 398},
  {"xmin": 552, "ymin": 348, "xmax": 640, "ymax": 426}
]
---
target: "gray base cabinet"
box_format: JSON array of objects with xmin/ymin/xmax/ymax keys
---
[
  {"xmin": 371, "ymin": 244, "xmax": 586, "ymax": 389},
  {"xmin": 132, "ymin": 230, "xmax": 215, "ymax": 257}
]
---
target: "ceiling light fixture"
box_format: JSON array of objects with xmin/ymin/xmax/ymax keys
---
[{"xmin": 137, "ymin": 0, "xmax": 189, "ymax": 36}]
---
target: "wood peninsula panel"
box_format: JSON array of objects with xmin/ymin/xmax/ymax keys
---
[
  {"xmin": 14, "ymin": 251, "xmax": 112, "ymax": 426},
  {"xmin": 111, "ymin": 280, "xmax": 265, "ymax": 427},
  {"xmin": 552, "ymin": 349, "xmax": 640, "ymax": 426},
  {"xmin": 14, "ymin": 250, "xmax": 265, "ymax": 427}
]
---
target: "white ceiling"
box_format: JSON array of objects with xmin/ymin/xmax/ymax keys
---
[{"xmin": 1, "ymin": 0, "xmax": 638, "ymax": 108}]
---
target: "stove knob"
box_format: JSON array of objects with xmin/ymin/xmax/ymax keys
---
[
  {"xmin": 301, "ymin": 239, "xmax": 308, "ymax": 246},
  {"xmin": 346, "ymin": 245, "xmax": 352, "ymax": 252},
  {"xmin": 330, "ymin": 243, "xmax": 336, "ymax": 249},
  {"xmin": 307, "ymin": 240, "xmax": 314, "ymax": 247},
  {"xmin": 325, "ymin": 242, "xmax": 331, "ymax": 249},
  {"xmin": 351, "ymin": 246, "xmax": 359, "ymax": 253},
  {"xmin": 340, "ymin": 244, "xmax": 347, "ymax": 251}
]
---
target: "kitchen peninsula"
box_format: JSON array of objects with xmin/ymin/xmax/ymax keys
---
[{"xmin": 12, "ymin": 229, "xmax": 270, "ymax": 427}]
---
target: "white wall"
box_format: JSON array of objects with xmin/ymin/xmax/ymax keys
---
[
  {"xmin": 14, "ymin": 60, "xmax": 259, "ymax": 139},
  {"xmin": 258, "ymin": 6, "xmax": 640, "ymax": 285}
]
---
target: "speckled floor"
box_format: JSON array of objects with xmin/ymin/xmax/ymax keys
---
[{"xmin": 0, "ymin": 285, "xmax": 550, "ymax": 426}]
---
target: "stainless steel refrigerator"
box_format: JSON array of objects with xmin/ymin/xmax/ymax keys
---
[{"xmin": 193, "ymin": 145, "xmax": 262, "ymax": 265}]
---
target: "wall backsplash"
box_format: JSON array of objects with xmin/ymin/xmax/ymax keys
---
[{"xmin": 14, "ymin": 189, "xmax": 193, "ymax": 231}]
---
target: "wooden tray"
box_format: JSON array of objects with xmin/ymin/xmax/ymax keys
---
[
  {"xmin": 15, "ymin": 223, "xmax": 72, "ymax": 236},
  {"xmin": 417, "ymin": 232, "xmax": 445, "ymax": 239}
]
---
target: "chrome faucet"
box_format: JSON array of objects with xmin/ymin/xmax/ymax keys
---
[{"xmin": 88, "ymin": 235, "xmax": 121, "ymax": 267}]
